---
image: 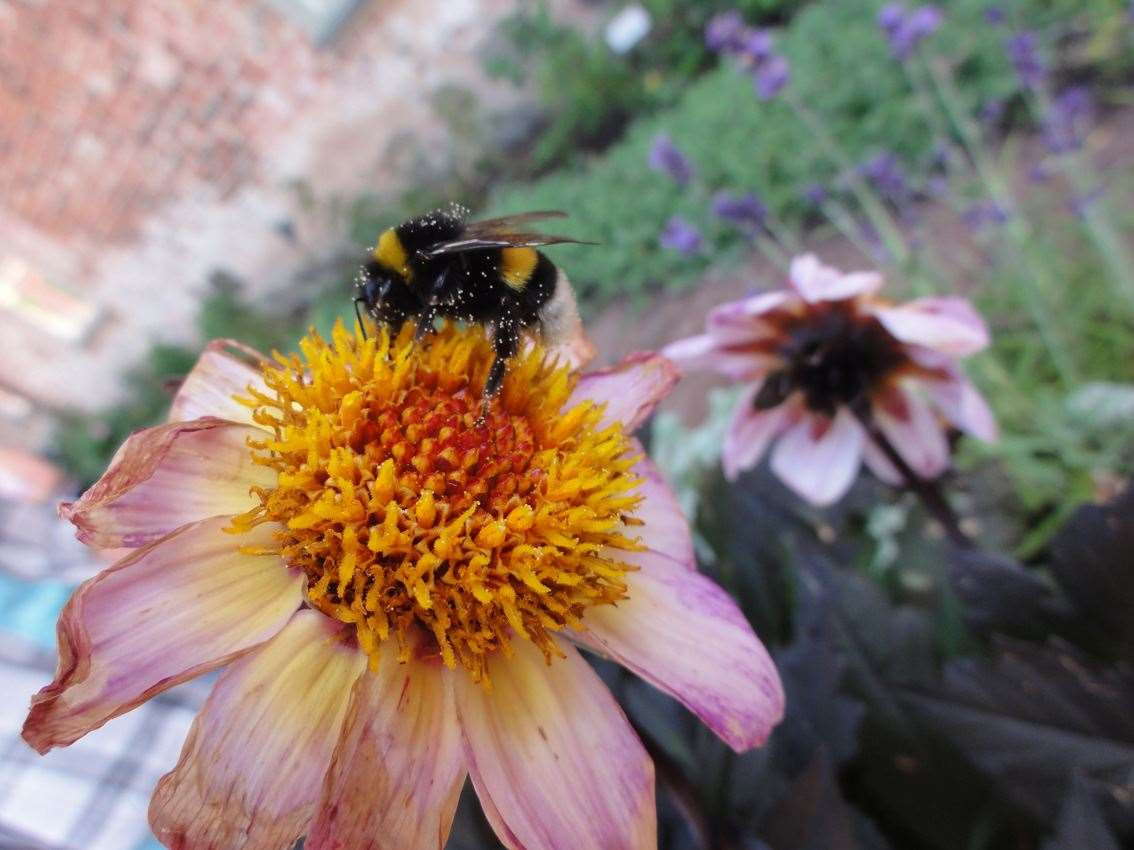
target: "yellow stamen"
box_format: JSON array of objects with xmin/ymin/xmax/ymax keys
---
[{"xmin": 229, "ymin": 321, "xmax": 643, "ymax": 683}]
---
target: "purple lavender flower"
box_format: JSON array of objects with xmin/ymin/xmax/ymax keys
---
[
  {"xmin": 979, "ymin": 98, "xmax": 1005, "ymax": 128},
  {"xmin": 754, "ymin": 53, "xmax": 790, "ymax": 100},
  {"xmin": 803, "ymin": 183, "xmax": 828, "ymax": 207},
  {"xmin": 648, "ymin": 133, "xmax": 694, "ymax": 186},
  {"xmin": 1005, "ymin": 31, "xmax": 1045, "ymax": 89},
  {"xmin": 859, "ymin": 152, "xmax": 909, "ymax": 203},
  {"xmin": 962, "ymin": 201, "xmax": 1010, "ymax": 231},
  {"xmin": 659, "ymin": 216, "xmax": 703, "ymax": 256},
  {"xmin": 738, "ymin": 28, "xmax": 774, "ymax": 64},
  {"xmin": 884, "ymin": 5, "xmax": 943, "ymax": 60},
  {"xmin": 705, "ymin": 10, "xmax": 746, "ymax": 53},
  {"xmin": 712, "ymin": 191, "xmax": 768, "ymax": 231},
  {"xmin": 983, "ymin": 6, "xmax": 1006, "ymax": 25},
  {"xmin": 1043, "ymin": 86, "xmax": 1093, "ymax": 154},
  {"xmin": 877, "ymin": 3, "xmax": 907, "ymax": 35}
]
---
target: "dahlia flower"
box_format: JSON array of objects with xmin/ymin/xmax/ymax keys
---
[
  {"xmin": 664, "ymin": 255, "xmax": 997, "ymax": 505},
  {"xmin": 24, "ymin": 321, "xmax": 784, "ymax": 850}
]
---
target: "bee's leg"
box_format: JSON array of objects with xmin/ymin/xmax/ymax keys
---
[
  {"xmin": 481, "ymin": 316, "xmax": 520, "ymax": 418},
  {"xmin": 353, "ymin": 298, "xmax": 369, "ymax": 340},
  {"xmin": 414, "ymin": 266, "xmax": 453, "ymax": 343}
]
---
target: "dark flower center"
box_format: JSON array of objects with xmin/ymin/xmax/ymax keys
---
[{"xmin": 755, "ymin": 303, "xmax": 907, "ymax": 417}]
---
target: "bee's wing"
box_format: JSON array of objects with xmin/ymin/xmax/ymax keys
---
[{"xmin": 421, "ymin": 210, "xmax": 595, "ymax": 258}]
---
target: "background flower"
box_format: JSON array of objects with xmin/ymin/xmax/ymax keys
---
[{"xmin": 664, "ymin": 255, "xmax": 996, "ymax": 505}]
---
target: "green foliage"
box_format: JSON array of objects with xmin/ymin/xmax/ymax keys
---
[
  {"xmin": 483, "ymin": 0, "xmax": 808, "ymax": 176},
  {"xmin": 489, "ymin": 0, "xmax": 1022, "ymax": 307}
]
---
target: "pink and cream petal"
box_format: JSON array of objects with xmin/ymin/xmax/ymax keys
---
[
  {"xmin": 873, "ymin": 385, "xmax": 950, "ymax": 480},
  {"xmin": 306, "ymin": 642, "xmax": 466, "ymax": 850},
  {"xmin": 576, "ymin": 550, "xmax": 784, "ymax": 752},
  {"xmin": 631, "ymin": 445, "xmax": 695, "ymax": 568},
  {"xmin": 871, "ymin": 297, "xmax": 989, "ymax": 356},
  {"xmin": 789, "ymin": 254, "xmax": 883, "ymax": 303},
  {"xmin": 149, "ymin": 611, "xmax": 365, "ymax": 850},
  {"xmin": 723, "ymin": 386, "xmax": 797, "ymax": 480},
  {"xmin": 770, "ymin": 409, "xmax": 865, "ymax": 506},
  {"xmin": 60, "ymin": 419, "xmax": 275, "ymax": 548},
  {"xmin": 571, "ymin": 352, "xmax": 680, "ymax": 432},
  {"xmin": 22, "ymin": 517, "xmax": 303, "ymax": 754},
  {"xmin": 454, "ymin": 637, "xmax": 656, "ymax": 850},
  {"xmin": 168, "ymin": 338, "xmax": 269, "ymax": 425},
  {"xmin": 861, "ymin": 438, "xmax": 904, "ymax": 486},
  {"xmin": 924, "ymin": 374, "xmax": 998, "ymax": 442},
  {"xmin": 662, "ymin": 333, "xmax": 719, "ymax": 372}
]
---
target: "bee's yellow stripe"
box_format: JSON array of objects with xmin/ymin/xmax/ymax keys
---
[
  {"xmin": 373, "ymin": 228, "xmax": 411, "ymax": 280},
  {"xmin": 500, "ymin": 247, "xmax": 538, "ymax": 291}
]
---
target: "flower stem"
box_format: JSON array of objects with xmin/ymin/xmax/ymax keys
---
[{"xmin": 851, "ymin": 407, "xmax": 973, "ymax": 549}]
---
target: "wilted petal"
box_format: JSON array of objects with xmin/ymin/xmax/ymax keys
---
[
  {"xmin": 60, "ymin": 419, "xmax": 275, "ymax": 548},
  {"xmin": 571, "ymin": 352, "xmax": 679, "ymax": 432},
  {"xmin": 770, "ymin": 409, "xmax": 865, "ymax": 505},
  {"xmin": 723, "ymin": 386, "xmax": 796, "ymax": 480},
  {"xmin": 790, "ymin": 254, "xmax": 883, "ymax": 302},
  {"xmin": 455, "ymin": 637, "xmax": 655, "ymax": 850},
  {"xmin": 168, "ymin": 339, "xmax": 269, "ymax": 424},
  {"xmin": 577, "ymin": 551, "xmax": 784, "ymax": 752},
  {"xmin": 22, "ymin": 518, "xmax": 302, "ymax": 754},
  {"xmin": 149, "ymin": 611, "xmax": 365, "ymax": 850},
  {"xmin": 872, "ymin": 296, "xmax": 990, "ymax": 355},
  {"xmin": 632, "ymin": 446, "xmax": 694, "ymax": 568},
  {"xmin": 874, "ymin": 384, "xmax": 950, "ymax": 479},
  {"xmin": 306, "ymin": 642, "xmax": 466, "ymax": 850},
  {"xmin": 925, "ymin": 374, "xmax": 999, "ymax": 441}
]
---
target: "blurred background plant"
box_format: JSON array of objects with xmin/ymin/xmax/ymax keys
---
[{"xmin": 4, "ymin": 0, "xmax": 1132, "ymax": 848}]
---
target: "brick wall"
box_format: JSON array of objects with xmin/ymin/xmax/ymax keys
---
[{"xmin": 0, "ymin": 0, "xmax": 515, "ymax": 445}]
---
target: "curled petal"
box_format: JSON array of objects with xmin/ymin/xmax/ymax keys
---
[
  {"xmin": 789, "ymin": 254, "xmax": 883, "ymax": 302},
  {"xmin": 770, "ymin": 409, "xmax": 865, "ymax": 505},
  {"xmin": 168, "ymin": 339, "xmax": 269, "ymax": 424},
  {"xmin": 571, "ymin": 352, "xmax": 679, "ymax": 432},
  {"xmin": 872, "ymin": 297, "xmax": 990, "ymax": 356},
  {"xmin": 22, "ymin": 518, "xmax": 303, "ymax": 754},
  {"xmin": 60, "ymin": 419, "xmax": 275, "ymax": 548},
  {"xmin": 873, "ymin": 385, "xmax": 950, "ymax": 479},
  {"xmin": 455, "ymin": 637, "xmax": 656, "ymax": 850},
  {"xmin": 150, "ymin": 611, "xmax": 365, "ymax": 850},
  {"xmin": 577, "ymin": 551, "xmax": 784, "ymax": 752},
  {"xmin": 631, "ymin": 445, "xmax": 694, "ymax": 568},
  {"xmin": 708, "ymin": 290, "xmax": 793, "ymax": 327},
  {"xmin": 306, "ymin": 643, "xmax": 466, "ymax": 850},
  {"xmin": 723, "ymin": 386, "xmax": 797, "ymax": 480},
  {"xmin": 925, "ymin": 374, "xmax": 998, "ymax": 442}
]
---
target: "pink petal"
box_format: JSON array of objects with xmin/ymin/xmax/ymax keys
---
[
  {"xmin": 723, "ymin": 386, "xmax": 796, "ymax": 480},
  {"xmin": 306, "ymin": 643, "xmax": 466, "ymax": 850},
  {"xmin": 873, "ymin": 385, "xmax": 950, "ymax": 479},
  {"xmin": 571, "ymin": 352, "xmax": 680, "ymax": 432},
  {"xmin": 872, "ymin": 297, "xmax": 989, "ymax": 356},
  {"xmin": 708, "ymin": 290, "xmax": 793, "ymax": 324},
  {"xmin": 631, "ymin": 444, "xmax": 695, "ymax": 568},
  {"xmin": 168, "ymin": 339, "xmax": 269, "ymax": 424},
  {"xmin": 22, "ymin": 517, "xmax": 303, "ymax": 754},
  {"xmin": 924, "ymin": 374, "xmax": 999, "ymax": 442},
  {"xmin": 661, "ymin": 333, "xmax": 719, "ymax": 371},
  {"xmin": 770, "ymin": 409, "xmax": 865, "ymax": 506},
  {"xmin": 454, "ymin": 637, "xmax": 656, "ymax": 850},
  {"xmin": 861, "ymin": 439, "xmax": 903, "ymax": 486},
  {"xmin": 789, "ymin": 254, "xmax": 883, "ymax": 302},
  {"xmin": 576, "ymin": 550, "xmax": 784, "ymax": 752},
  {"xmin": 60, "ymin": 419, "xmax": 275, "ymax": 548},
  {"xmin": 149, "ymin": 611, "xmax": 365, "ymax": 850}
]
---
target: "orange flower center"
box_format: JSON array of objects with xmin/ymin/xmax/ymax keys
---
[{"xmin": 229, "ymin": 321, "xmax": 643, "ymax": 683}]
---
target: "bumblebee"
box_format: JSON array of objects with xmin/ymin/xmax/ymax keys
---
[{"xmin": 354, "ymin": 204, "xmax": 591, "ymax": 403}]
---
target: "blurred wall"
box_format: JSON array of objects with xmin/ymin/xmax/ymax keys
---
[{"xmin": 0, "ymin": 0, "xmax": 515, "ymax": 452}]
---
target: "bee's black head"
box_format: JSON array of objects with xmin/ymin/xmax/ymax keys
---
[{"xmin": 356, "ymin": 260, "xmax": 414, "ymax": 328}]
